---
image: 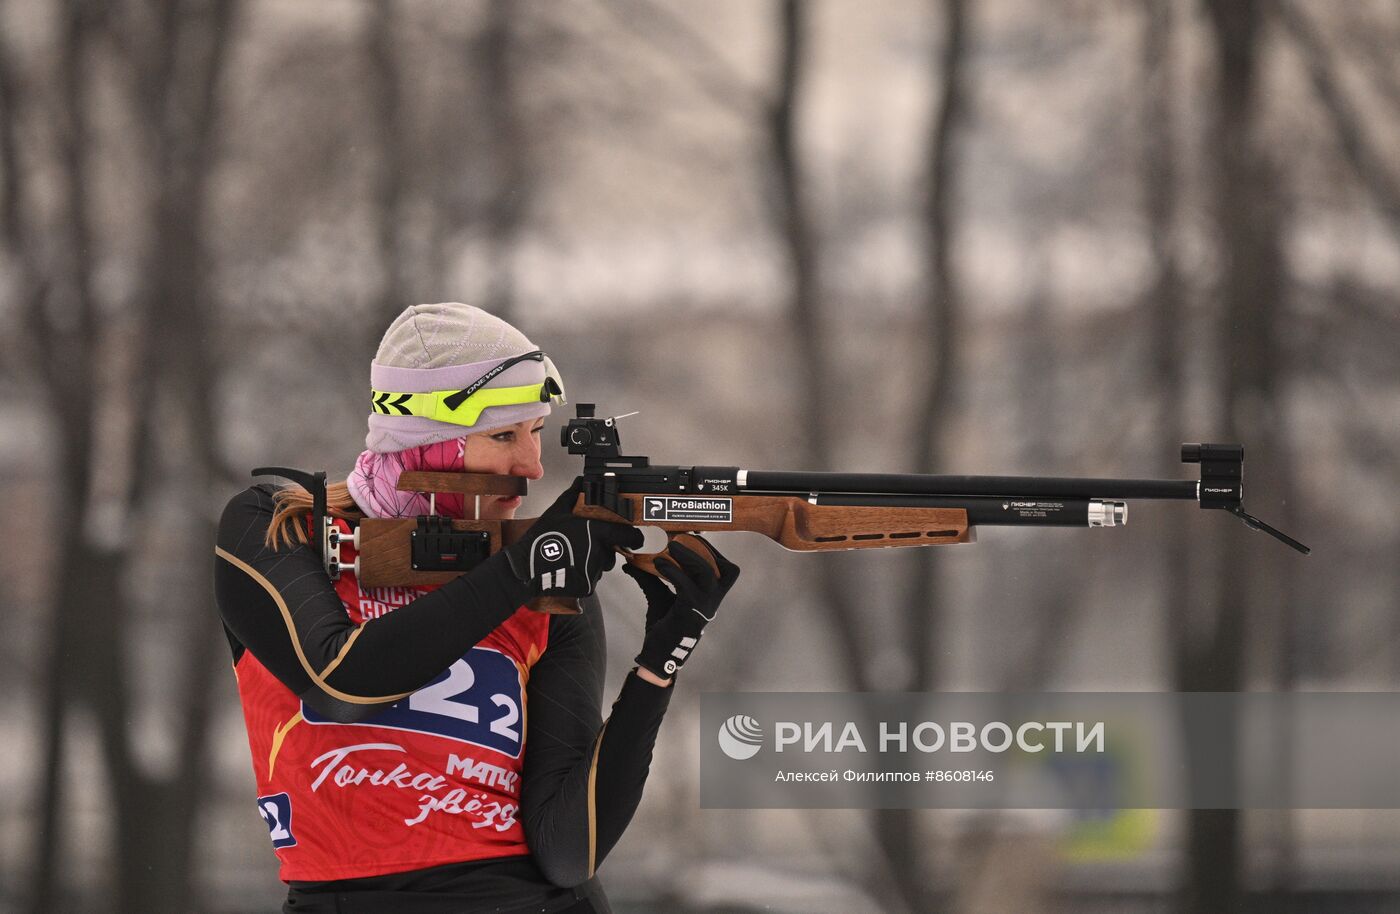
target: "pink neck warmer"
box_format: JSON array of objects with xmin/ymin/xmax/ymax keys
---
[{"xmin": 346, "ymin": 438, "xmax": 470, "ymax": 519}]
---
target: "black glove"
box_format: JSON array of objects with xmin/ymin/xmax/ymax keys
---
[
  {"xmin": 622, "ymin": 536, "xmax": 739, "ymax": 679},
  {"xmin": 503, "ymin": 479, "xmax": 643, "ymax": 599}
]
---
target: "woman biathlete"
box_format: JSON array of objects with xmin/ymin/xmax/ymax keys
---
[{"xmin": 214, "ymin": 303, "xmax": 739, "ymax": 913}]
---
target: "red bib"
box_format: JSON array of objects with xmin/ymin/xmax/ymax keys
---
[{"xmin": 233, "ymin": 517, "xmax": 550, "ymax": 882}]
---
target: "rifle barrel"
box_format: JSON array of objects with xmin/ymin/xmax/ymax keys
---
[{"xmin": 741, "ymin": 470, "xmax": 1198, "ymax": 502}]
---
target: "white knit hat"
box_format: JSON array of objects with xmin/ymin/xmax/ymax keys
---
[{"xmin": 365, "ymin": 303, "xmax": 564, "ymax": 453}]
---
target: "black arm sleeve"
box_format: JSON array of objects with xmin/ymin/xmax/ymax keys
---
[
  {"xmin": 520, "ymin": 600, "xmax": 674, "ymax": 887},
  {"xmin": 213, "ymin": 484, "xmax": 532, "ymax": 723}
]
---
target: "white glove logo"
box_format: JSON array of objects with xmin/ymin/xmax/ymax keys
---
[{"xmin": 528, "ymin": 533, "xmax": 574, "ymax": 588}]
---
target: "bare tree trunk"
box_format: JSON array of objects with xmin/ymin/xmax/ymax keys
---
[
  {"xmin": 368, "ymin": 0, "xmax": 404, "ymax": 323},
  {"xmin": 1139, "ymin": 5, "xmax": 1250, "ymax": 907},
  {"xmin": 766, "ymin": 1, "xmax": 971, "ymax": 907},
  {"xmin": 1141, "ymin": 3, "xmax": 1223, "ymax": 904},
  {"xmin": 1142, "ymin": 0, "xmax": 1187, "ymax": 559},
  {"xmin": 903, "ymin": 0, "xmax": 967, "ymax": 695},
  {"xmin": 771, "ymin": 0, "xmax": 823, "ymax": 473},
  {"xmin": 1004, "ymin": 252, "xmax": 1077, "ymax": 693},
  {"xmin": 951, "ymin": 249, "xmax": 1071, "ymax": 914},
  {"xmin": 0, "ymin": 5, "xmax": 51, "ymax": 382},
  {"xmin": 20, "ymin": 2, "xmax": 239, "ymax": 910},
  {"xmin": 768, "ymin": 0, "xmax": 873, "ymax": 696},
  {"xmin": 767, "ymin": 4, "xmax": 915, "ymax": 911},
  {"xmin": 1277, "ymin": 0, "xmax": 1400, "ymax": 241},
  {"xmin": 115, "ymin": 4, "xmax": 239, "ymax": 909},
  {"xmin": 28, "ymin": 2, "xmax": 100, "ymax": 909},
  {"xmin": 480, "ymin": 0, "xmax": 525, "ymax": 323},
  {"xmin": 881, "ymin": 2, "xmax": 969, "ymax": 910},
  {"xmin": 1241, "ymin": 11, "xmax": 1306, "ymax": 910},
  {"xmin": 1180, "ymin": 2, "xmax": 1285, "ymax": 912},
  {"xmin": 0, "ymin": 10, "xmax": 34, "ymax": 292}
]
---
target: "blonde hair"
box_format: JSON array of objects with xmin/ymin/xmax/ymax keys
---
[{"xmin": 263, "ymin": 481, "xmax": 365, "ymax": 551}]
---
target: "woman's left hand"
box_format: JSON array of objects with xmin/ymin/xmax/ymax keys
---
[{"xmin": 621, "ymin": 536, "xmax": 739, "ymax": 681}]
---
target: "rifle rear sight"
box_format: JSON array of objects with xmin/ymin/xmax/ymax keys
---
[{"xmin": 562, "ymin": 403, "xmax": 644, "ymax": 467}]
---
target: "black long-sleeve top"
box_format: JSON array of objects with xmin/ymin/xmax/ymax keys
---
[{"xmin": 214, "ymin": 484, "xmax": 672, "ymax": 913}]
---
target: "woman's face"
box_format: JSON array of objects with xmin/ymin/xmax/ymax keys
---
[{"xmin": 463, "ymin": 417, "xmax": 546, "ymax": 519}]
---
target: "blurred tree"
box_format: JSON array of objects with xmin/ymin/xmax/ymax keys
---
[
  {"xmin": 0, "ymin": 6, "xmax": 48, "ymax": 377},
  {"xmin": 765, "ymin": 0, "xmax": 970, "ymax": 910},
  {"xmin": 766, "ymin": 3, "xmax": 911, "ymax": 909},
  {"xmin": 366, "ymin": 0, "xmax": 406, "ymax": 330},
  {"xmin": 26, "ymin": 2, "xmax": 106, "ymax": 907},
  {"xmin": 1178, "ymin": 2, "xmax": 1290, "ymax": 912},
  {"xmin": 890, "ymin": 0, "xmax": 969, "ymax": 910},
  {"xmin": 1005, "ymin": 250, "xmax": 1075, "ymax": 693},
  {"xmin": 1136, "ymin": 2, "xmax": 1248, "ymax": 909},
  {"xmin": 1279, "ymin": 0, "xmax": 1400, "ymax": 242},
  {"xmin": 478, "ymin": 0, "xmax": 526, "ymax": 325},
  {"xmin": 902, "ymin": 0, "xmax": 968, "ymax": 697},
  {"xmin": 770, "ymin": 0, "xmax": 824, "ymax": 473},
  {"xmin": 1143, "ymin": 0, "xmax": 1188, "ymax": 656},
  {"xmin": 20, "ymin": 0, "xmax": 240, "ymax": 911}
]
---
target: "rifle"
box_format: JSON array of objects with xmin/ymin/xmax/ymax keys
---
[{"xmin": 255, "ymin": 404, "xmax": 1308, "ymax": 614}]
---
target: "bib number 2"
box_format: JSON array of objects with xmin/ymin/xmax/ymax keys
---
[
  {"xmin": 303, "ymin": 647, "xmax": 524, "ymax": 758},
  {"xmin": 407, "ymin": 658, "xmax": 521, "ymax": 744},
  {"xmin": 257, "ymin": 793, "xmax": 297, "ymax": 849}
]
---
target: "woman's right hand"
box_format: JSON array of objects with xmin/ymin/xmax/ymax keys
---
[{"xmin": 503, "ymin": 478, "xmax": 644, "ymax": 599}]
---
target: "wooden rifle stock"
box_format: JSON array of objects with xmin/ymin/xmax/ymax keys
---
[
  {"xmin": 353, "ymin": 472, "xmax": 583, "ymax": 613},
  {"xmin": 355, "ymin": 514, "xmax": 579, "ymax": 614},
  {"xmin": 572, "ymin": 494, "xmax": 971, "ymax": 570},
  {"xmin": 356, "ymin": 480, "xmax": 971, "ymax": 609}
]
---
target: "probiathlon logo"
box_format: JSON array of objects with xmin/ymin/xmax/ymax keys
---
[
  {"xmin": 717, "ymin": 715, "xmax": 764, "ymax": 760},
  {"xmin": 642, "ymin": 496, "xmax": 733, "ymax": 524}
]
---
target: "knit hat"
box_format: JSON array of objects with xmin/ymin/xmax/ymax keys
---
[
  {"xmin": 345, "ymin": 303, "xmax": 564, "ymax": 520},
  {"xmin": 364, "ymin": 302, "xmax": 564, "ymax": 453}
]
